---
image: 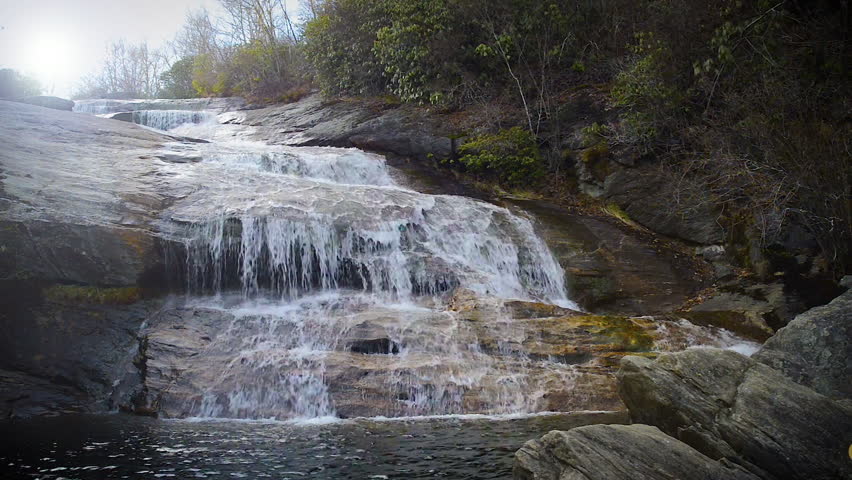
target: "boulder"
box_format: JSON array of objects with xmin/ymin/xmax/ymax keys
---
[
  {"xmin": 13, "ymin": 95, "xmax": 74, "ymax": 111},
  {"xmin": 603, "ymin": 168, "xmax": 724, "ymax": 245},
  {"xmin": 617, "ymin": 349, "xmax": 852, "ymax": 480},
  {"xmin": 677, "ymin": 292, "xmax": 776, "ymax": 341},
  {"xmin": 514, "ymin": 423, "xmax": 759, "ymax": 480},
  {"xmin": 754, "ymin": 281, "xmax": 851, "ymax": 401}
]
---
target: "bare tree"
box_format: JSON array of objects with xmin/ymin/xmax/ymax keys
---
[{"xmin": 75, "ymin": 39, "xmax": 167, "ymax": 98}]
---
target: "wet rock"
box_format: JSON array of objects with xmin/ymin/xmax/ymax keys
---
[
  {"xmin": 514, "ymin": 423, "xmax": 759, "ymax": 480},
  {"xmin": 0, "ymin": 100, "xmax": 178, "ymax": 287},
  {"xmin": 508, "ymin": 199, "xmax": 706, "ymax": 315},
  {"xmin": 349, "ymin": 338, "xmax": 400, "ymax": 355},
  {"xmin": 13, "ymin": 95, "xmax": 74, "ymax": 111},
  {"xmin": 680, "ymin": 280, "xmax": 806, "ymax": 340},
  {"xmin": 754, "ymin": 282, "xmax": 851, "ymax": 401},
  {"xmin": 603, "ymin": 168, "xmax": 724, "ymax": 245},
  {"xmin": 0, "ymin": 369, "xmax": 91, "ymax": 419},
  {"xmin": 617, "ymin": 348, "xmax": 852, "ymax": 480},
  {"xmin": 155, "ymin": 152, "xmax": 203, "ymax": 164},
  {"xmin": 0, "ymin": 292, "xmax": 160, "ymax": 418},
  {"xmin": 677, "ymin": 292, "xmax": 775, "ymax": 341},
  {"xmin": 125, "ymin": 291, "xmax": 749, "ymax": 419},
  {"xmin": 107, "ymin": 111, "xmax": 134, "ymax": 122}
]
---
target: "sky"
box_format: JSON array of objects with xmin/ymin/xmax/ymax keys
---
[{"xmin": 0, "ymin": 0, "xmax": 300, "ymax": 97}]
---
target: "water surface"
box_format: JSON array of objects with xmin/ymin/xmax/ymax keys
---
[{"xmin": 0, "ymin": 411, "xmax": 626, "ymax": 479}]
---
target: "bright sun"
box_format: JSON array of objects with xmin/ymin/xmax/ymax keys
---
[{"xmin": 23, "ymin": 30, "xmax": 80, "ymax": 90}]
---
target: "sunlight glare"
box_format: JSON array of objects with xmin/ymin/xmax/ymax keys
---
[{"xmin": 23, "ymin": 29, "xmax": 80, "ymax": 92}]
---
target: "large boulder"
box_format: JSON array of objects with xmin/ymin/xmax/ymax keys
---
[
  {"xmin": 514, "ymin": 423, "xmax": 758, "ymax": 480},
  {"xmin": 602, "ymin": 168, "xmax": 724, "ymax": 245},
  {"xmin": 617, "ymin": 349, "xmax": 852, "ymax": 480},
  {"xmin": 753, "ymin": 280, "xmax": 851, "ymax": 401},
  {"xmin": 677, "ymin": 291, "xmax": 776, "ymax": 341}
]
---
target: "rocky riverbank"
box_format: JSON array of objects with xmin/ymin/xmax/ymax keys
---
[{"xmin": 514, "ymin": 281, "xmax": 852, "ymax": 480}]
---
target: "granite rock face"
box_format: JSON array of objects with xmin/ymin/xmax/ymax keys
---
[
  {"xmin": 12, "ymin": 95, "xmax": 74, "ymax": 111},
  {"xmin": 0, "ymin": 100, "xmax": 186, "ymax": 417},
  {"xmin": 617, "ymin": 349, "xmax": 852, "ymax": 480},
  {"xmin": 754, "ymin": 280, "xmax": 851, "ymax": 401},
  {"xmin": 240, "ymin": 95, "xmax": 455, "ymax": 161},
  {"xmin": 602, "ymin": 168, "xmax": 725, "ymax": 245},
  {"xmin": 515, "ymin": 285, "xmax": 852, "ymax": 480},
  {"xmin": 514, "ymin": 423, "xmax": 759, "ymax": 480}
]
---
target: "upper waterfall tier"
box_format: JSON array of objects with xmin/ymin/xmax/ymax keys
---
[
  {"xmin": 148, "ymin": 113, "xmax": 575, "ymax": 306},
  {"xmin": 72, "ymin": 97, "xmax": 245, "ymax": 115},
  {"xmin": 161, "ymin": 144, "xmax": 572, "ymax": 306}
]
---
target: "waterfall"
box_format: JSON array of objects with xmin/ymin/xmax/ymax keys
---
[
  {"xmin": 132, "ymin": 110, "xmax": 216, "ymax": 130},
  {"xmin": 72, "ymin": 99, "xmax": 121, "ymax": 114},
  {"xmin": 148, "ymin": 110, "xmax": 590, "ymax": 420}
]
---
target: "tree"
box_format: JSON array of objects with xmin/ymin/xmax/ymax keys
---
[
  {"xmin": 0, "ymin": 69, "xmax": 41, "ymax": 98},
  {"xmin": 74, "ymin": 40, "xmax": 167, "ymax": 99},
  {"xmin": 159, "ymin": 57, "xmax": 198, "ymax": 98}
]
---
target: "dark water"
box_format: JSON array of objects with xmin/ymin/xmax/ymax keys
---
[{"xmin": 0, "ymin": 412, "xmax": 625, "ymax": 479}]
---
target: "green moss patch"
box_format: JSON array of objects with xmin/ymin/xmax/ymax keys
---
[
  {"xmin": 43, "ymin": 285, "xmax": 143, "ymax": 305},
  {"xmin": 563, "ymin": 315, "xmax": 656, "ymax": 352}
]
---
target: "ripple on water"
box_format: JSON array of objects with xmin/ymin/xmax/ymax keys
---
[{"xmin": 0, "ymin": 411, "xmax": 627, "ymax": 479}]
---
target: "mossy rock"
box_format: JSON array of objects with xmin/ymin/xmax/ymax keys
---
[
  {"xmin": 580, "ymin": 142, "xmax": 610, "ymax": 164},
  {"xmin": 560, "ymin": 315, "xmax": 656, "ymax": 352},
  {"xmin": 43, "ymin": 285, "xmax": 144, "ymax": 305}
]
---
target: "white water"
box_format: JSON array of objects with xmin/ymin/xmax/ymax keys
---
[{"xmin": 132, "ymin": 110, "xmax": 216, "ymax": 130}]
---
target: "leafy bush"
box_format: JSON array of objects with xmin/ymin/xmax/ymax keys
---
[
  {"xmin": 159, "ymin": 57, "xmax": 198, "ymax": 98},
  {"xmin": 458, "ymin": 127, "xmax": 543, "ymax": 186},
  {"xmin": 611, "ymin": 32, "xmax": 686, "ymax": 150},
  {"xmin": 304, "ymin": 0, "xmax": 389, "ymax": 96}
]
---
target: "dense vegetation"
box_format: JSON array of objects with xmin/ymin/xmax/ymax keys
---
[{"xmin": 73, "ymin": 0, "xmax": 850, "ymax": 277}]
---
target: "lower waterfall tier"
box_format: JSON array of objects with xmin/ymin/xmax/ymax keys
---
[{"xmin": 124, "ymin": 290, "xmax": 759, "ymax": 420}]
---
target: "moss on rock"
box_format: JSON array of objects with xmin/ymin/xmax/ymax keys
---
[{"xmin": 43, "ymin": 285, "xmax": 143, "ymax": 305}]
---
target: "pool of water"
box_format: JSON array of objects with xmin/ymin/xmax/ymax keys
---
[{"xmin": 0, "ymin": 411, "xmax": 625, "ymax": 479}]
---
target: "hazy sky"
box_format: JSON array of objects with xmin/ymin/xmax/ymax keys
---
[{"xmin": 0, "ymin": 0, "xmax": 299, "ymax": 97}]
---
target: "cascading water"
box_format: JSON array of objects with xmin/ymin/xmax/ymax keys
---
[
  {"xmin": 132, "ymin": 110, "xmax": 216, "ymax": 130},
  {"xmin": 72, "ymin": 103, "xmax": 759, "ymax": 421},
  {"xmin": 140, "ymin": 109, "xmax": 585, "ymax": 420}
]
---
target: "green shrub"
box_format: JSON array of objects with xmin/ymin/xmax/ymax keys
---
[
  {"xmin": 458, "ymin": 127, "xmax": 544, "ymax": 186},
  {"xmin": 611, "ymin": 32, "xmax": 686, "ymax": 150},
  {"xmin": 159, "ymin": 57, "xmax": 198, "ymax": 99}
]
